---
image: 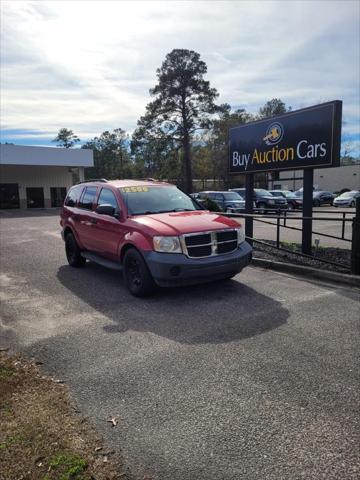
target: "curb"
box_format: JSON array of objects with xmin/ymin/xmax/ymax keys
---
[{"xmin": 251, "ymin": 257, "xmax": 360, "ymax": 288}]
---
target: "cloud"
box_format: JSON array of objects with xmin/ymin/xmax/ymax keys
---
[{"xmin": 1, "ymin": 0, "xmax": 359, "ymax": 150}]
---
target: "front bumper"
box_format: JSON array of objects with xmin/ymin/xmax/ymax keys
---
[
  {"xmin": 261, "ymin": 203, "xmax": 288, "ymax": 210},
  {"xmin": 143, "ymin": 241, "xmax": 252, "ymax": 287}
]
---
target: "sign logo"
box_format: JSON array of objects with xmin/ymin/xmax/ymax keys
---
[{"xmin": 263, "ymin": 122, "xmax": 284, "ymax": 146}]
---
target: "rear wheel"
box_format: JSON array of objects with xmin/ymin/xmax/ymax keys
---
[
  {"xmin": 65, "ymin": 232, "xmax": 86, "ymax": 267},
  {"xmin": 123, "ymin": 248, "xmax": 156, "ymax": 297},
  {"xmin": 351, "ymin": 200, "xmax": 356, "ymax": 207},
  {"xmin": 314, "ymin": 199, "xmax": 320, "ymax": 207},
  {"xmin": 287, "ymin": 203, "xmax": 295, "ymax": 210}
]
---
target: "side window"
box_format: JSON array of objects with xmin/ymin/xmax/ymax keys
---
[
  {"xmin": 215, "ymin": 193, "xmax": 224, "ymax": 201},
  {"xmin": 79, "ymin": 187, "xmax": 97, "ymax": 210},
  {"xmin": 97, "ymin": 188, "xmax": 119, "ymax": 212},
  {"xmin": 65, "ymin": 186, "xmax": 83, "ymax": 207}
]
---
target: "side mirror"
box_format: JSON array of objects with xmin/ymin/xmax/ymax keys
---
[{"xmin": 95, "ymin": 204, "xmax": 116, "ymax": 216}]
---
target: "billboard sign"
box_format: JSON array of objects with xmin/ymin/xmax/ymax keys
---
[{"xmin": 229, "ymin": 100, "xmax": 342, "ymax": 174}]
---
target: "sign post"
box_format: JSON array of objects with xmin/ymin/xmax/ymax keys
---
[
  {"xmin": 302, "ymin": 168, "xmax": 314, "ymax": 254},
  {"xmin": 229, "ymin": 100, "xmax": 342, "ymax": 252},
  {"xmin": 245, "ymin": 174, "xmax": 254, "ymax": 244}
]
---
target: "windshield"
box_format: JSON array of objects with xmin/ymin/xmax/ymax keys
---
[
  {"xmin": 277, "ymin": 191, "xmax": 296, "ymax": 198},
  {"xmin": 119, "ymin": 185, "xmax": 201, "ymax": 215},
  {"xmin": 223, "ymin": 192, "xmax": 243, "ymax": 201},
  {"xmin": 338, "ymin": 191, "xmax": 357, "ymax": 199},
  {"xmin": 255, "ymin": 189, "xmax": 272, "ymax": 196}
]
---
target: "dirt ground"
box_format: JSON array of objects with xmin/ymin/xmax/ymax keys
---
[{"xmin": 0, "ymin": 351, "xmax": 131, "ymax": 480}]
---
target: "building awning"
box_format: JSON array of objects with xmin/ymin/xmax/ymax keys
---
[{"xmin": 0, "ymin": 144, "xmax": 93, "ymax": 167}]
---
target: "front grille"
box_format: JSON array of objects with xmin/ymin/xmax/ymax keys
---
[
  {"xmin": 216, "ymin": 230, "xmax": 237, "ymax": 242},
  {"xmin": 185, "ymin": 233, "xmax": 211, "ymax": 246},
  {"xmin": 183, "ymin": 229, "xmax": 238, "ymax": 258}
]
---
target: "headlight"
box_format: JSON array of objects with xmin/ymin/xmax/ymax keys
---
[
  {"xmin": 236, "ymin": 227, "xmax": 245, "ymax": 244},
  {"xmin": 153, "ymin": 236, "xmax": 182, "ymax": 253},
  {"xmin": 268, "ymin": 199, "xmax": 275, "ymax": 205}
]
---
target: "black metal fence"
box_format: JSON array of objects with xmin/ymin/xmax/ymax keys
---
[{"xmin": 223, "ymin": 202, "xmax": 360, "ymax": 275}]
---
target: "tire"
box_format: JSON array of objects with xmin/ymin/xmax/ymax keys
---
[
  {"xmin": 351, "ymin": 200, "xmax": 355, "ymax": 208},
  {"xmin": 258, "ymin": 202, "xmax": 267, "ymax": 214},
  {"xmin": 65, "ymin": 232, "xmax": 86, "ymax": 268},
  {"xmin": 287, "ymin": 203, "xmax": 295, "ymax": 210},
  {"xmin": 225, "ymin": 207, "xmax": 232, "ymax": 213},
  {"xmin": 123, "ymin": 248, "xmax": 156, "ymax": 297},
  {"xmin": 314, "ymin": 199, "xmax": 320, "ymax": 207}
]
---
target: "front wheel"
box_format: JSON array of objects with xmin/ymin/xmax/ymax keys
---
[
  {"xmin": 351, "ymin": 200, "xmax": 356, "ymax": 208},
  {"xmin": 123, "ymin": 248, "xmax": 156, "ymax": 297},
  {"xmin": 287, "ymin": 203, "xmax": 295, "ymax": 210},
  {"xmin": 314, "ymin": 199, "xmax": 320, "ymax": 207},
  {"xmin": 65, "ymin": 233, "xmax": 86, "ymax": 267},
  {"xmin": 258, "ymin": 202, "xmax": 267, "ymax": 214}
]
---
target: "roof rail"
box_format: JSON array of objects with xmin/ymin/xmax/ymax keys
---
[{"xmin": 76, "ymin": 178, "xmax": 108, "ymax": 185}]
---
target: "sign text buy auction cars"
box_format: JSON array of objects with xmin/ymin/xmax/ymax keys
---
[{"xmin": 229, "ymin": 101, "xmax": 342, "ymax": 174}]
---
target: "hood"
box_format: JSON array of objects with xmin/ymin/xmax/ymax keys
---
[{"xmin": 131, "ymin": 210, "xmax": 243, "ymax": 236}]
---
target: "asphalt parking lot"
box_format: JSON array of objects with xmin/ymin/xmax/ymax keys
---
[{"xmin": 0, "ymin": 211, "xmax": 359, "ymax": 480}]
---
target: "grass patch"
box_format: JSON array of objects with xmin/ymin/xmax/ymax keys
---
[
  {"xmin": 0, "ymin": 434, "xmax": 22, "ymax": 451},
  {"xmin": 44, "ymin": 452, "xmax": 87, "ymax": 480},
  {"xmin": 0, "ymin": 352, "xmax": 128, "ymax": 480},
  {"xmin": 279, "ymin": 241, "xmax": 326, "ymax": 251},
  {"xmin": 0, "ymin": 366, "xmax": 15, "ymax": 379}
]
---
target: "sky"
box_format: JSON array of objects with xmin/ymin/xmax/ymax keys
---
[{"xmin": 1, "ymin": 0, "xmax": 359, "ymax": 155}]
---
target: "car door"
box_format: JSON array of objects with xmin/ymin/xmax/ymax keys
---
[
  {"xmin": 90, "ymin": 187, "xmax": 126, "ymax": 260},
  {"xmin": 320, "ymin": 192, "xmax": 331, "ymax": 204},
  {"xmin": 76, "ymin": 186, "xmax": 99, "ymax": 250},
  {"xmin": 214, "ymin": 193, "xmax": 225, "ymax": 210}
]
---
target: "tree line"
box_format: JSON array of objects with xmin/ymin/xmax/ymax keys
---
[{"xmin": 52, "ymin": 49, "xmax": 356, "ymax": 192}]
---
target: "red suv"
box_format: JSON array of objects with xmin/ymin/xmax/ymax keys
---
[{"xmin": 60, "ymin": 179, "xmax": 252, "ymax": 296}]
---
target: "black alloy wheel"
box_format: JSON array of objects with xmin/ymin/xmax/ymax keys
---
[
  {"xmin": 123, "ymin": 248, "xmax": 156, "ymax": 297},
  {"xmin": 65, "ymin": 233, "xmax": 86, "ymax": 267},
  {"xmin": 258, "ymin": 202, "xmax": 267, "ymax": 214}
]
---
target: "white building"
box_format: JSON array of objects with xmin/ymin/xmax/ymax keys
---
[
  {"xmin": 0, "ymin": 144, "xmax": 93, "ymax": 209},
  {"xmin": 270, "ymin": 164, "xmax": 360, "ymax": 192}
]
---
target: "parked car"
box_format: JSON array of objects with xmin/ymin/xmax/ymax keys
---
[
  {"xmin": 229, "ymin": 188, "xmax": 287, "ymax": 214},
  {"xmin": 269, "ymin": 190, "xmax": 303, "ymax": 210},
  {"xmin": 294, "ymin": 189, "xmax": 335, "ymax": 207},
  {"xmin": 60, "ymin": 179, "xmax": 252, "ymax": 297},
  {"xmin": 190, "ymin": 192, "xmax": 200, "ymax": 200},
  {"xmin": 197, "ymin": 191, "xmax": 245, "ymax": 212},
  {"xmin": 333, "ymin": 190, "xmax": 360, "ymax": 208},
  {"xmin": 312, "ymin": 190, "xmax": 335, "ymax": 207}
]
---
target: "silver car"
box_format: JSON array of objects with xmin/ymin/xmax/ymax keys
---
[{"xmin": 333, "ymin": 190, "xmax": 360, "ymax": 207}]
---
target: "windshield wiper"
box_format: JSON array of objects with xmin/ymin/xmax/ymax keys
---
[
  {"xmin": 170, "ymin": 208, "xmax": 194, "ymax": 212},
  {"xmin": 132, "ymin": 208, "xmax": 195, "ymax": 215}
]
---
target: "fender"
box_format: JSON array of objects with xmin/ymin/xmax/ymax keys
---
[
  {"xmin": 119, "ymin": 230, "xmax": 153, "ymax": 259},
  {"xmin": 63, "ymin": 219, "xmax": 84, "ymax": 249}
]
